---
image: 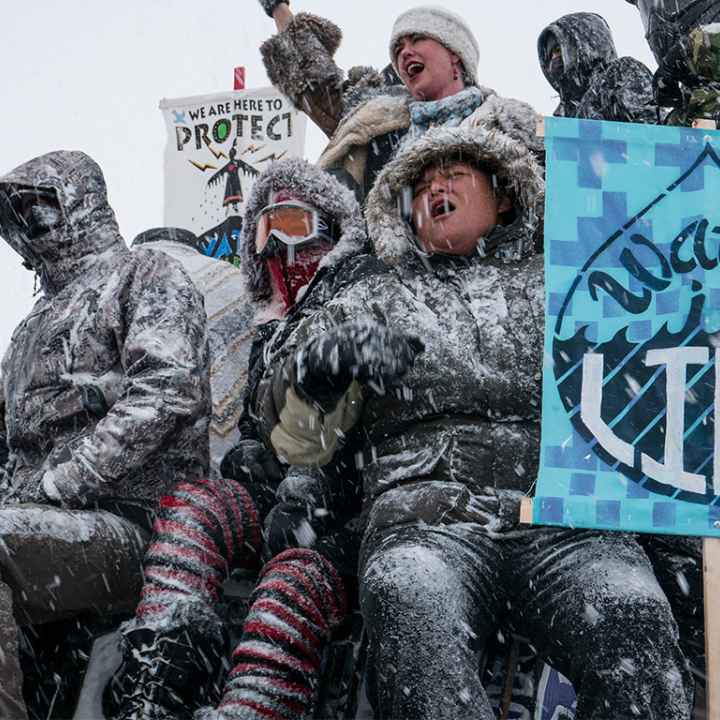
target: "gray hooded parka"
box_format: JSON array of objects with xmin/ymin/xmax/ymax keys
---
[{"xmin": 0, "ymin": 151, "xmax": 211, "ymax": 509}]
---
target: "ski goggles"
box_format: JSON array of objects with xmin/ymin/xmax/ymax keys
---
[
  {"xmin": 255, "ymin": 201, "xmax": 338, "ymax": 256},
  {"xmin": 0, "ymin": 185, "xmax": 62, "ymax": 234}
]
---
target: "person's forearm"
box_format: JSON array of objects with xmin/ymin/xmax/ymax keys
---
[{"xmin": 273, "ymin": 3, "xmax": 293, "ymax": 31}]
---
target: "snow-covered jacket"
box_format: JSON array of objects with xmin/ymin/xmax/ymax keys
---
[
  {"xmin": 235, "ymin": 156, "xmax": 369, "ymax": 447},
  {"xmin": 538, "ymin": 12, "xmax": 658, "ymax": 124},
  {"xmin": 0, "ymin": 152, "xmax": 210, "ymax": 508},
  {"xmin": 261, "ymin": 12, "xmax": 539, "ymax": 199},
  {"xmin": 132, "ymin": 228, "xmax": 254, "ymax": 473},
  {"xmin": 253, "ymin": 127, "xmax": 545, "ymax": 532}
]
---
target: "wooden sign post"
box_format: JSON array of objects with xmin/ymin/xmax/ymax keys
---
[
  {"xmin": 694, "ymin": 117, "xmax": 720, "ymax": 720},
  {"xmin": 704, "ymin": 536, "xmax": 720, "ymax": 719}
]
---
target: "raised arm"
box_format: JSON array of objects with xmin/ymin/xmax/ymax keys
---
[{"xmin": 258, "ymin": 1, "xmax": 346, "ymax": 137}]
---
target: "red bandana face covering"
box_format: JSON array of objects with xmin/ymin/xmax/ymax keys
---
[{"xmin": 265, "ymin": 242, "xmax": 335, "ymax": 311}]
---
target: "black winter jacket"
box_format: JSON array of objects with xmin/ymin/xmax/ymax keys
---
[{"xmin": 538, "ymin": 12, "xmax": 659, "ymax": 124}]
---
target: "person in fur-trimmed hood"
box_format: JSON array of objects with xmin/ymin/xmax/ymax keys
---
[
  {"xmin": 107, "ymin": 158, "xmax": 368, "ymax": 720},
  {"xmin": 255, "ymin": 1, "xmax": 539, "ymax": 199},
  {"xmin": 250, "ymin": 127, "xmax": 693, "ymax": 720},
  {"xmin": 538, "ymin": 12, "xmax": 659, "ymax": 123},
  {"xmin": 0, "ymin": 151, "xmax": 210, "ymax": 719}
]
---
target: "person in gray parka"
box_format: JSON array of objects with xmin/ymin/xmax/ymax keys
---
[
  {"xmin": 538, "ymin": 12, "xmax": 659, "ymax": 124},
  {"xmin": 250, "ymin": 127, "xmax": 693, "ymax": 720},
  {"xmin": 0, "ymin": 150, "xmax": 210, "ymax": 719}
]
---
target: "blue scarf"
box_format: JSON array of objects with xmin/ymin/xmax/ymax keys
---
[{"xmin": 408, "ymin": 86, "xmax": 487, "ymax": 137}]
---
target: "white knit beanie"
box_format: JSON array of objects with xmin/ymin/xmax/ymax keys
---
[{"xmin": 389, "ymin": 6, "xmax": 480, "ymax": 85}]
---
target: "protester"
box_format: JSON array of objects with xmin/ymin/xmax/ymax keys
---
[
  {"xmin": 107, "ymin": 158, "xmax": 367, "ymax": 720},
  {"xmin": 626, "ymin": 0, "xmax": 720, "ymax": 125},
  {"xmin": 250, "ymin": 126, "xmax": 693, "ymax": 720},
  {"xmin": 538, "ymin": 12, "xmax": 659, "ymax": 123},
  {"xmin": 538, "ymin": 9, "xmax": 704, "ymax": 690},
  {"xmin": 256, "ymin": 2, "xmax": 538, "ymax": 199},
  {"xmin": 132, "ymin": 228, "xmax": 254, "ymax": 474},
  {"xmin": 0, "ymin": 150, "xmax": 210, "ymax": 719}
]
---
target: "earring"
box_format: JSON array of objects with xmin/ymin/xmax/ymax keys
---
[{"xmin": 453, "ymin": 67, "xmax": 459, "ymax": 81}]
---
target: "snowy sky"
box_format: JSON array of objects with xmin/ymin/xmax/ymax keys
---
[{"xmin": 0, "ymin": 0, "xmax": 654, "ymax": 354}]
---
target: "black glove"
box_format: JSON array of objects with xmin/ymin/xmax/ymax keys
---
[
  {"xmin": 258, "ymin": 0, "xmax": 288, "ymax": 18},
  {"xmin": 264, "ymin": 501, "xmax": 329, "ymax": 558},
  {"xmin": 220, "ymin": 440, "xmax": 284, "ymax": 516},
  {"xmin": 314, "ymin": 529, "xmax": 361, "ymax": 578},
  {"xmin": 294, "ymin": 320, "xmax": 424, "ymax": 411}
]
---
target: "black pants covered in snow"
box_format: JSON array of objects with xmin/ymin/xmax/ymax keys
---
[
  {"xmin": 0, "ymin": 504, "xmax": 150, "ymax": 720},
  {"xmin": 639, "ymin": 534, "xmax": 705, "ymax": 682},
  {"xmin": 360, "ymin": 523, "xmax": 693, "ymax": 720}
]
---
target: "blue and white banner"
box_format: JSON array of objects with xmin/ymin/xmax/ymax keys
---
[{"xmin": 536, "ymin": 116, "xmax": 720, "ymax": 537}]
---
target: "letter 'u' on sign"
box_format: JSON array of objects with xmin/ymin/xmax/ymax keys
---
[
  {"xmin": 581, "ymin": 354, "xmax": 634, "ymax": 467},
  {"xmin": 581, "ymin": 348, "xmax": 714, "ymax": 496}
]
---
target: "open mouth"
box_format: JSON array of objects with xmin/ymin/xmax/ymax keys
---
[
  {"xmin": 430, "ymin": 198, "xmax": 455, "ymax": 219},
  {"xmin": 406, "ymin": 61, "xmax": 425, "ymax": 79}
]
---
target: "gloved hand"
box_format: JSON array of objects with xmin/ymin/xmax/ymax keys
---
[
  {"xmin": 257, "ymin": 0, "xmax": 289, "ymax": 18},
  {"xmin": 41, "ymin": 461, "xmax": 84, "ymax": 507},
  {"xmin": 294, "ymin": 320, "xmax": 424, "ymax": 410},
  {"xmin": 264, "ymin": 501, "xmax": 327, "ymax": 558},
  {"xmin": 220, "ymin": 439, "xmax": 284, "ymax": 486}
]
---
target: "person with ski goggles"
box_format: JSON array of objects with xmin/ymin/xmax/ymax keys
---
[
  {"xmin": 107, "ymin": 159, "xmax": 368, "ymax": 720},
  {"xmin": 537, "ymin": 12, "xmax": 658, "ymax": 124}
]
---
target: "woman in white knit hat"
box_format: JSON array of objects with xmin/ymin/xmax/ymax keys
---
[{"xmin": 255, "ymin": 1, "xmax": 538, "ymax": 200}]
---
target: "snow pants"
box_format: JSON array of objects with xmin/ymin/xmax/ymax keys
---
[
  {"xmin": 360, "ymin": 522, "xmax": 693, "ymax": 720},
  {"xmin": 0, "ymin": 504, "xmax": 149, "ymax": 720},
  {"xmin": 639, "ymin": 535, "xmax": 705, "ymax": 681}
]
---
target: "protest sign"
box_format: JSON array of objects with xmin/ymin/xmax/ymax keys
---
[
  {"xmin": 533, "ymin": 116, "xmax": 720, "ymax": 538},
  {"xmin": 160, "ymin": 88, "xmax": 306, "ymax": 262}
]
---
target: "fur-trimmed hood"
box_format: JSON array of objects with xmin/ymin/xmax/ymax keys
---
[
  {"xmin": 365, "ymin": 126, "xmax": 545, "ymax": 265},
  {"xmin": 241, "ymin": 158, "xmax": 368, "ymax": 303},
  {"xmin": 538, "ymin": 13, "xmax": 616, "ymax": 102}
]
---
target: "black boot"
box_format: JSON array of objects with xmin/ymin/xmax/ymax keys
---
[{"xmin": 104, "ymin": 625, "xmax": 227, "ymax": 720}]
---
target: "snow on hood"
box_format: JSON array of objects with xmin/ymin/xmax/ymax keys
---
[
  {"xmin": 538, "ymin": 13, "xmax": 617, "ymax": 100},
  {"xmin": 132, "ymin": 227, "xmax": 198, "ymax": 250},
  {"xmin": 364, "ymin": 126, "xmax": 545, "ymax": 265},
  {"xmin": 241, "ymin": 158, "xmax": 368, "ymax": 303},
  {"xmin": 0, "ymin": 150, "xmax": 125, "ymax": 294}
]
